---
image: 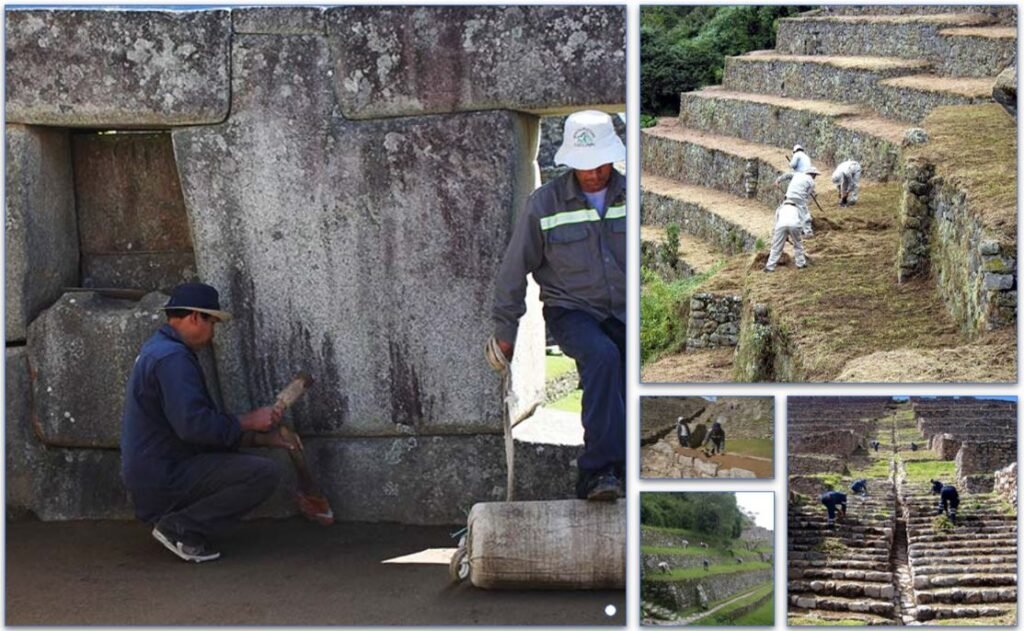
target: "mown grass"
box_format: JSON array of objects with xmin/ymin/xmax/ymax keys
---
[
  {"xmin": 789, "ymin": 615, "xmax": 865, "ymax": 626},
  {"xmin": 646, "ymin": 561, "xmax": 772, "ymax": 581},
  {"xmin": 727, "ymin": 438, "xmax": 775, "ymax": 459},
  {"xmin": 745, "ymin": 182, "xmax": 963, "ymax": 380},
  {"xmin": 904, "ymin": 459, "xmax": 956, "ymax": 484},
  {"xmin": 847, "ymin": 458, "xmax": 891, "ymax": 481},
  {"xmin": 544, "ymin": 354, "xmax": 577, "ymax": 381},
  {"xmin": 691, "ymin": 582, "xmax": 774, "ymax": 626}
]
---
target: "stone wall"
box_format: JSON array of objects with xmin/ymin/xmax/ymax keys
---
[
  {"xmin": 789, "ymin": 430, "xmax": 860, "ymax": 457},
  {"xmin": 896, "ymin": 159, "xmax": 935, "ymax": 281},
  {"xmin": 643, "ymin": 568, "xmax": 773, "ymax": 611},
  {"xmin": 5, "ymin": 125, "xmax": 78, "ymax": 342},
  {"xmin": 932, "ymin": 433, "xmax": 962, "ymax": 460},
  {"xmin": 72, "ymin": 133, "xmax": 197, "ymax": 292},
  {"xmin": 679, "ymin": 93, "xmax": 901, "ymax": 182},
  {"xmin": 776, "ymin": 17, "xmax": 1015, "ymax": 79},
  {"xmin": 687, "ymin": 293, "xmax": 742, "ymax": 349},
  {"xmin": 930, "ymin": 176, "xmax": 1017, "ymax": 334},
  {"xmin": 994, "ymin": 462, "xmax": 1017, "ymax": 507},
  {"xmin": 640, "ymin": 189, "xmax": 762, "ymax": 254},
  {"xmin": 4, "ymin": 6, "xmax": 625, "ymax": 524},
  {"xmin": 956, "ymin": 440, "xmax": 1016, "ymax": 477}
]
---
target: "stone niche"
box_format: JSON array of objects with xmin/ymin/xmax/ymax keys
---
[{"xmin": 5, "ymin": 5, "xmax": 625, "ymax": 524}]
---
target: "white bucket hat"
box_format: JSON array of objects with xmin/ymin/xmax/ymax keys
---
[
  {"xmin": 554, "ymin": 110, "xmax": 626, "ymax": 170},
  {"xmin": 793, "ymin": 144, "xmax": 804, "ymax": 153}
]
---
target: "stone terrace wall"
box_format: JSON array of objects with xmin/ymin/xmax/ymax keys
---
[
  {"xmin": 4, "ymin": 6, "xmax": 625, "ymax": 524},
  {"xmin": 956, "ymin": 441, "xmax": 1016, "ymax": 477},
  {"xmin": 687, "ymin": 293, "xmax": 742, "ymax": 349},
  {"xmin": 643, "ymin": 568, "xmax": 773, "ymax": 611},
  {"xmin": 994, "ymin": 462, "xmax": 1017, "ymax": 506},
  {"xmin": 930, "ymin": 176, "xmax": 1017, "ymax": 334}
]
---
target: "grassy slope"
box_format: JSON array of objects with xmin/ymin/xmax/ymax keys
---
[
  {"xmin": 646, "ymin": 561, "xmax": 772, "ymax": 581},
  {"xmin": 691, "ymin": 582, "xmax": 774, "ymax": 626},
  {"xmin": 747, "ymin": 181, "xmax": 964, "ymax": 380}
]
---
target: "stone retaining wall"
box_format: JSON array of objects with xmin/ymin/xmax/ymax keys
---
[
  {"xmin": 776, "ymin": 18, "xmax": 1015, "ymax": 79},
  {"xmin": 956, "ymin": 440, "xmax": 1016, "ymax": 477},
  {"xmin": 642, "ymin": 131, "xmax": 784, "ymax": 208},
  {"xmin": 643, "ymin": 569, "xmax": 773, "ymax": 612},
  {"xmin": 994, "ymin": 462, "xmax": 1017, "ymax": 506},
  {"xmin": 817, "ymin": 5, "xmax": 1017, "ymax": 25},
  {"xmin": 897, "ymin": 159, "xmax": 936, "ymax": 281},
  {"xmin": 640, "ymin": 189, "xmax": 761, "ymax": 254},
  {"xmin": 932, "ymin": 433, "xmax": 962, "ymax": 460},
  {"xmin": 930, "ymin": 175, "xmax": 1017, "ymax": 334},
  {"xmin": 679, "ymin": 93, "xmax": 901, "ymax": 182},
  {"xmin": 687, "ymin": 293, "xmax": 742, "ymax": 350}
]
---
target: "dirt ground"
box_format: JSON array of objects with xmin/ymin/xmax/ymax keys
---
[{"xmin": 5, "ymin": 518, "xmax": 624, "ymax": 625}]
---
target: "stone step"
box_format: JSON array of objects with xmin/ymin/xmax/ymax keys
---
[
  {"xmin": 640, "ymin": 175, "xmax": 774, "ymax": 253},
  {"xmin": 679, "ymin": 87, "xmax": 905, "ymax": 182},
  {"xmin": 913, "ymin": 573, "xmax": 1017, "ymax": 589},
  {"xmin": 640, "ymin": 225, "xmax": 724, "ymax": 276},
  {"xmin": 791, "ymin": 567, "xmax": 893, "ymax": 583},
  {"xmin": 788, "ymin": 592, "xmax": 896, "ymax": 618},
  {"xmin": 775, "ymin": 13, "xmax": 1014, "ymax": 78},
  {"xmin": 912, "ymin": 556, "xmax": 1017, "ymax": 568},
  {"xmin": 914, "ymin": 563, "xmax": 1017, "ymax": 576},
  {"xmin": 791, "ymin": 578, "xmax": 896, "ymax": 599},
  {"xmin": 874, "ymin": 74, "xmax": 997, "ymax": 123},
  {"xmin": 790, "ymin": 558, "xmax": 885, "ymax": 570},
  {"xmin": 910, "ymin": 538, "xmax": 1016, "ymax": 551},
  {"xmin": 641, "ymin": 119, "xmax": 811, "ymax": 208},
  {"xmin": 789, "ymin": 551, "xmax": 890, "ymax": 562},
  {"xmin": 914, "ymin": 586, "xmax": 1017, "ymax": 605},
  {"xmin": 909, "ymin": 530, "xmax": 1018, "ymax": 543},
  {"xmin": 915, "ymin": 602, "xmax": 1016, "ymax": 622},
  {"xmin": 789, "ymin": 522, "xmax": 892, "ymax": 535},
  {"xmin": 910, "ymin": 545, "xmax": 1012, "ymax": 559},
  {"xmin": 722, "ymin": 52, "xmax": 931, "ymax": 110}
]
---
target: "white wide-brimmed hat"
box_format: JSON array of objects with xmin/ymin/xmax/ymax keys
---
[
  {"xmin": 554, "ymin": 110, "xmax": 626, "ymax": 170},
  {"xmin": 793, "ymin": 144, "xmax": 804, "ymax": 153}
]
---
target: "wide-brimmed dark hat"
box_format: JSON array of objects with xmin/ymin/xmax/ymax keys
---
[{"xmin": 163, "ymin": 282, "xmax": 233, "ymax": 322}]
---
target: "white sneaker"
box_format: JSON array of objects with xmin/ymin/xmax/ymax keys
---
[{"xmin": 152, "ymin": 527, "xmax": 221, "ymax": 563}]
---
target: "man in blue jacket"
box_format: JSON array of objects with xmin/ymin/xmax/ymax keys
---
[
  {"xmin": 931, "ymin": 479, "xmax": 960, "ymax": 522},
  {"xmin": 120, "ymin": 283, "xmax": 294, "ymax": 563},
  {"xmin": 820, "ymin": 490, "xmax": 848, "ymax": 527}
]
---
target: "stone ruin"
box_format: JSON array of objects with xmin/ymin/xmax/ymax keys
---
[{"xmin": 4, "ymin": 6, "xmax": 625, "ymax": 524}]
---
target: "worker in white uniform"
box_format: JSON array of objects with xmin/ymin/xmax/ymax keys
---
[
  {"xmin": 831, "ymin": 160, "xmax": 862, "ymax": 207},
  {"xmin": 764, "ymin": 198, "xmax": 807, "ymax": 273},
  {"xmin": 790, "ymin": 144, "xmax": 812, "ymax": 173},
  {"xmin": 783, "ymin": 167, "xmax": 819, "ymax": 236}
]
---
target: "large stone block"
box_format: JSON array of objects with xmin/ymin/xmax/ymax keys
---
[
  {"xmin": 172, "ymin": 33, "xmax": 544, "ymax": 438},
  {"xmin": 325, "ymin": 6, "xmax": 625, "ymax": 118},
  {"xmin": 233, "ymin": 7, "xmax": 325, "ymax": 35},
  {"xmin": 72, "ymin": 132, "xmax": 197, "ymax": 292},
  {"xmin": 298, "ymin": 434, "xmax": 578, "ymax": 524},
  {"xmin": 6, "ymin": 9, "xmax": 230, "ymax": 126},
  {"xmin": 26, "ymin": 292, "xmax": 168, "ymax": 448},
  {"xmin": 5, "ymin": 124, "xmax": 79, "ymax": 342},
  {"xmin": 6, "ymin": 347, "xmax": 36, "ymax": 517}
]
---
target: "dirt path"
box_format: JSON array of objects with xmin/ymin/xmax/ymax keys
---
[
  {"xmin": 678, "ymin": 447, "xmax": 774, "ymax": 478},
  {"xmin": 5, "ymin": 519, "xmax": 624, "ymax": 625},
  {"xmin": 673, "ymin": 584, "xmax": 767, "ymax": 626}
]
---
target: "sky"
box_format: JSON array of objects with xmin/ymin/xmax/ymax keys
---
[{"xmin": 735, "ymin": 492, "xmax": 773, "ymax": 530}]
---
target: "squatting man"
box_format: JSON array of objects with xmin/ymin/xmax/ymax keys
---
[
  {"xmin": 120, "ymin": 283, "xmax": 331, "ymax": 563},
  {"xmin": 489, "ymin": 110, "xmax": 626, "ymax": 501}
]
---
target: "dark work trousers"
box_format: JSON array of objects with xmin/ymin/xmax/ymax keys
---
[
  {"xmin": 544, "ymin": 307, "xmax": 625, "ymax": 475},
  {"xmin": 939, "ymin": 488, "xmax": 960, "ymax": 516},
  {"xmin": 132, "ymin": 453, "xmax": 281, "ymax": 545}
]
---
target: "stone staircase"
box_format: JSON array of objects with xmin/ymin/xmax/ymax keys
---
[
  {"xmin": 788, "ymin": 483, "xmax": 898, "ymax": 624},
  {"xmin": 641, "ymin": 4, "xmax": 1016, "ymax": 382},
  {"xmin": 902, "ymin": 486, "xmax": 1017, "ymax": 623}
]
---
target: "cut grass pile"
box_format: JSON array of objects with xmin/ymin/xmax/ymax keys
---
[
  {"xmin": 789, "ymin": 614, "xmax": 866, "ymax": 626},
  {"xmin": 747, "ymin": 181, "xmax": 963, "ymax": 380}
]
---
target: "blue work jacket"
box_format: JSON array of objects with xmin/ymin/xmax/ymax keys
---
[{"xmin": 120, "ymin": 324, "xmax": 242, "ymax": 493}]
